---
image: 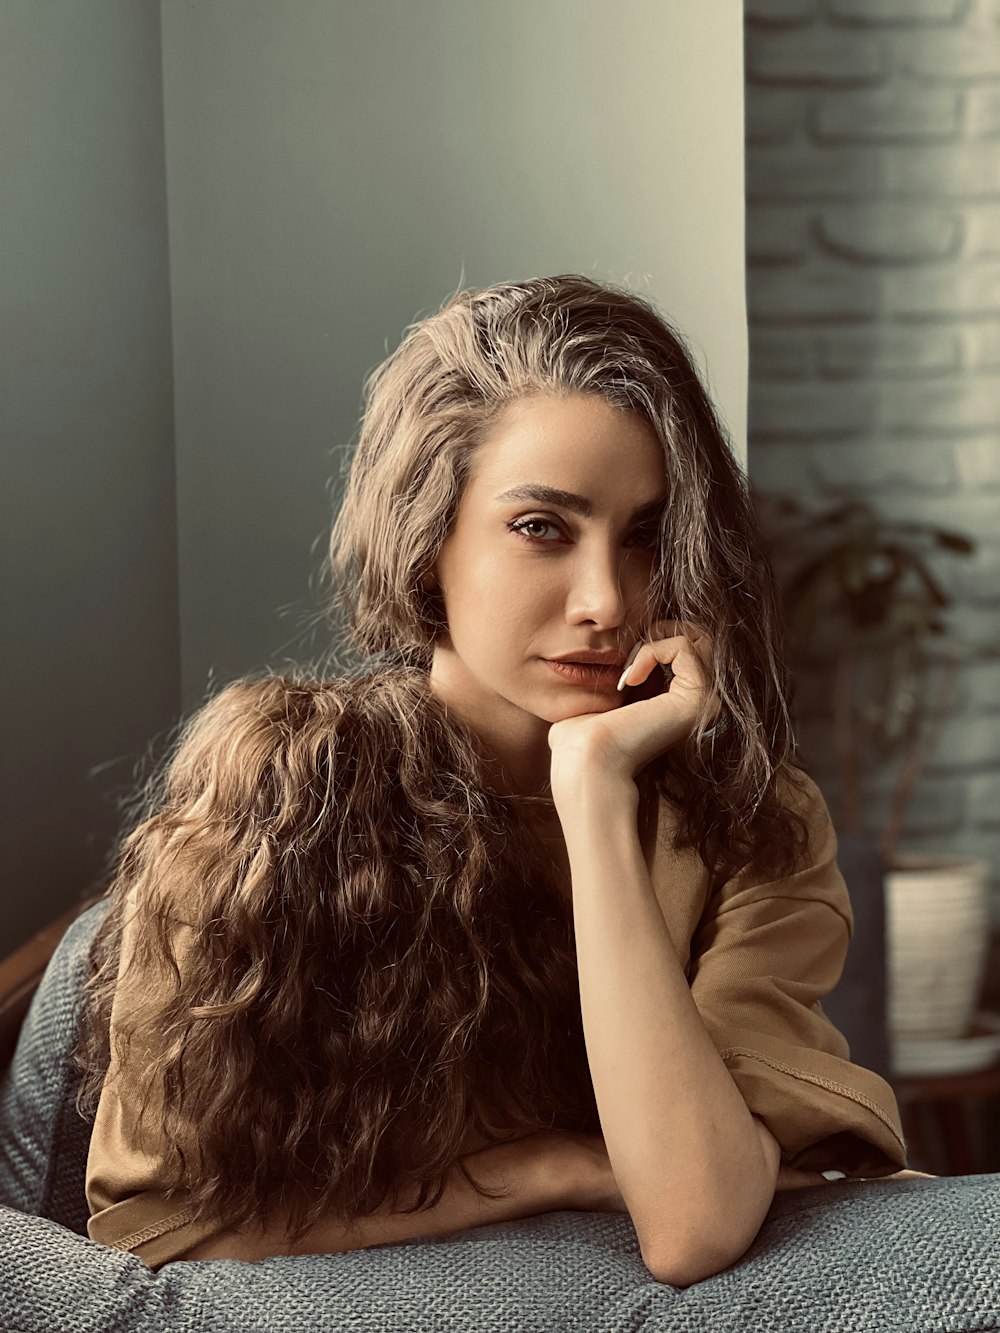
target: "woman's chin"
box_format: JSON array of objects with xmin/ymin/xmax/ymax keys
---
[{"xmin": 548, "ymin": 694, "xmax": 622, "ymax": 719}]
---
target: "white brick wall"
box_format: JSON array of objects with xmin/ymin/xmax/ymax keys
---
[{"xmin": 744, "ymin": 0, "xmax": 1000, "ymax": 950}]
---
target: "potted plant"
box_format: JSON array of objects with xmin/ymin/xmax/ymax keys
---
[{"xmin": 755, "ymin": 487, "xmax": 990, "ymax": 1066}]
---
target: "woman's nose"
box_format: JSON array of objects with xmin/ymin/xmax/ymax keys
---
[{"xmin": 565, "ymin": 551, "xmax": 634, "ymax": 624}]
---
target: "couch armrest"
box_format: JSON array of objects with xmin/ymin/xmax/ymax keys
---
[{"xmin": 0, "ymin": 893, "xmax": 107, "ymax": 1074}]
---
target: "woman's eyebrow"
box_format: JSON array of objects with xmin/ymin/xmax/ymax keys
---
[{"xmin": 494, "ymin": 484, "xmax": 666, "ymax": 520}]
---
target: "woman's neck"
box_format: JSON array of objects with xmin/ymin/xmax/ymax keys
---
[{"xmin": 426, "ymin": 651, "xmax": 556, "ymax": 803}]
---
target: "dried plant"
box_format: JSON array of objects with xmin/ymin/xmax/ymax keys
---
[{"xmin": 756, "ymin": 489, "xmax": 976, "ymax": 865}]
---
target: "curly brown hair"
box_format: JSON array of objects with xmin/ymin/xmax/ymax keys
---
[{"xmin": 73, "ymin": 274, "xmax": 812, "ymax": 1247}]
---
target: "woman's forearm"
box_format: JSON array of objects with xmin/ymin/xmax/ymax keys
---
[
  {"xmin": 328, "ymin": 1135, "xmax": 574, "ymax": 1252},
  {"xmin": 552, "ymin": 770, "xmax": 777, "ymax": 1284},
  {"xmin": 181, "ymin": 1134, "xmax": 571, "ymax": 1262}
]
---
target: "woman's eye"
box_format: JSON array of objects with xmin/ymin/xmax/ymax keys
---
[
  {"xmin": 507, "ymin": 517, "xmax": 559, "ymax": 542},
  {"xmin": 507, "ymin": 518, "xmax": 660, "ymax": 548}
]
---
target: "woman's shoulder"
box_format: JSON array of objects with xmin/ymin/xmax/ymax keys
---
[
  {"xmin": 194, "ymin": 670, "xmax": 351, "ymax": 714},
  {"xmin": 649, "ymin": 761, "xmax": 830, "ymax": 845},
  {"xmin": 168, "ymin": 674, "xmax": 348, "ymax": 779},
  {"xmin": 167, "ymin": 665, "xmax": 439, "ymax": 808},
  {"xmin": 649, "ymin": 761, "xmax": 837, "ymax": 910},
  {"xmin": 771, "ymin": 764, "xmax": 837, "ymax": 858},
  {"xmin": 192, "ymin": 663, "xmax": 427, "ymax": 716},
  {"xmin": 178, "ymin": 666, "xmax": 404, "ymax": 745},
  {"xmin": 715, "ymin": 763, "xmax": 841, "ymax": 905}
]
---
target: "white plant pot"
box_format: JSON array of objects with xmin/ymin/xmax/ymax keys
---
[{"xmin": 884, "ymin": 853, "xmax": 991, "ymax": 1042}]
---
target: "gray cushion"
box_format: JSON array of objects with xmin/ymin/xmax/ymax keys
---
[
  {"xmin": 1, "ymin": 899, "xmax": 997, "ymax": 1332},
  {"xmin": 2, "ymin": 1178, "xmax": 998, "ymax": 1332},
  {"xmin": 0, "ymin": 899, "xmax": 105, "ymax": 1233}
]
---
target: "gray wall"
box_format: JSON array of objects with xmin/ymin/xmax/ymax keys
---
[
  {"xmin": 3, "ymin": 0, "xmax": 746, "ymax": 951},
  {"xmin": 1, "ymin": 0, "xmax": 179, "ymax": 951}
]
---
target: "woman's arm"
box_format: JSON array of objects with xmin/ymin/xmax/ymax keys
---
[
  {"xmin": 179, "ymin": 1130, "xmax": 609, "ymax": 1262},
  {"xmin": 551, "ymin": 769, "xmax": 778, "ymax": 1288}
]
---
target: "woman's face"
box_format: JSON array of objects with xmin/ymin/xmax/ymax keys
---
[{"xmin": 427, "ymin": 390, "xmax": 667, "ymax": 794}]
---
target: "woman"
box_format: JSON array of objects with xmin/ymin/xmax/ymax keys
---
[{"xmin": 74, "ymin": 275, "xmax": 923, "ymax": 1283}]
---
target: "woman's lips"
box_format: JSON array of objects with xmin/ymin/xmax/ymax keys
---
[{"xmin": 544, "ymin": 659, "xmax": 621, "ymax": 686}]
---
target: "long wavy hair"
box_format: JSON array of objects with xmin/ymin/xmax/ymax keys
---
[{"xmin": 73, "ymin": 274, "xmax": 812, "ymax": 1247}]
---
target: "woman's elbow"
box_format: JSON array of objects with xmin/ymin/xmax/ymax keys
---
[{"xmin": 643, "ymin": 1227, "xmax": 757, "ymax": 1287}]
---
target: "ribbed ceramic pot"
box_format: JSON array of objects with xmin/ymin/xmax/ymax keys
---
[{"xmin": 884, "ymin": 854, "xmax": 991, "ymax": 1041}]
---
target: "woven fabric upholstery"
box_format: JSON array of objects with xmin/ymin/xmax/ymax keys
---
[
  {"xmin": 1, "ymin": 898, "xmax": 998, "ymax": 1332},
  {"xmin": 0, "ymin": 899, "xmax": 106, "ymax": 1234},
  {"xmin": 1, "ymin": 1179, "xmax": 998, "ymax": 1332}
]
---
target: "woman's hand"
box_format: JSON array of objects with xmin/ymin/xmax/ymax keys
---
[
  {"xmin": 773, "ymin": 1164, "xmax": 849, "ymax": 1191},
  {"xmin": 546, "ymin": 619, "xmax": 721, "ymax": 789},
  {"xmin": 772, "ymin": 1165, "xmax": 938, "ymax": 1191}
]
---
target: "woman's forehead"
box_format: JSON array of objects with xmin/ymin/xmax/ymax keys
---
[{"xmin": 469, "ymin": 393, "xmax": 666, "ymax": 501}]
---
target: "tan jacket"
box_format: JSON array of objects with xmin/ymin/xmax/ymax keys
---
[{"xmin": 85, "ymin": 770, "xmax": 907, "ymax": 1269}]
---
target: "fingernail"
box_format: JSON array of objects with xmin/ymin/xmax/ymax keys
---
[
  {"xmin": 821, "ymin": 1170, "xmax": 846, "ymax": 1181},
  {"xmin": 617, "ymin": 642, "xmax": 642, "ymax": 692}
]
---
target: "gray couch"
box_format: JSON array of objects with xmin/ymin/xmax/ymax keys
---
[{"xmin": 1, "ymin": 899, "xmax": 997, "ymax": 1332}]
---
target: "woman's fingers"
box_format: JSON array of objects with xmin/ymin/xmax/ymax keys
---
[
  {"xmin": 774, "ymin": 1165, "xmax": 939, "ymax": 1191},
  {"xmin": 774, "ymin": 1165, "xmax": 838, "ymax": 1191}
]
